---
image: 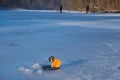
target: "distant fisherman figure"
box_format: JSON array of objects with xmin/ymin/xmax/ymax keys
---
[
  {"xmin": 43, "ymin": 56, "xmax": 62, "ymax": 70},
  {"xmin": 86, "ymin": 5, "xmax": 89, "ymax": 14},
  {"xmin": 60, "ymin": 5, "xmax": 63, "ymax": 13}
]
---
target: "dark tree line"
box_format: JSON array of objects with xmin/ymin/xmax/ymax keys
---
[
  {"xmin": 0, "ymin": 0, "xmax": 120, "ymax": 12},
  {"xmin": 0, "ymin": 0, "xmax": 62, "ymax": 10}
]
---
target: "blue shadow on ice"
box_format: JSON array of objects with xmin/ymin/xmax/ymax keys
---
[{"xmin": 62, "ymin": 59, "xmax": 86, "ymax": 68}]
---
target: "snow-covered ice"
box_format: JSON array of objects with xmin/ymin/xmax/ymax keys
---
[
  {"xmin": 0, "ymin": 10, "xmax": 120, "ymax": 80},
  {"xmin": 18, "ymin": 67, "xmax": 33, "ymax": 75},
  {"xmin": 18, "ymin": 63, "xmax": 43, "ymax": 75}
]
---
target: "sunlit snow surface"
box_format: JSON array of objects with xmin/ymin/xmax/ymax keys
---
[{"xmin": 0, "ymin": 10, "xmax": 120, "ymax": 80}]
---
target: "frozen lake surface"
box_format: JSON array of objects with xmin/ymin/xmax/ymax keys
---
[{"xmin": 0, "ymin": 10, "xmax": 120, "ymax": 80}]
